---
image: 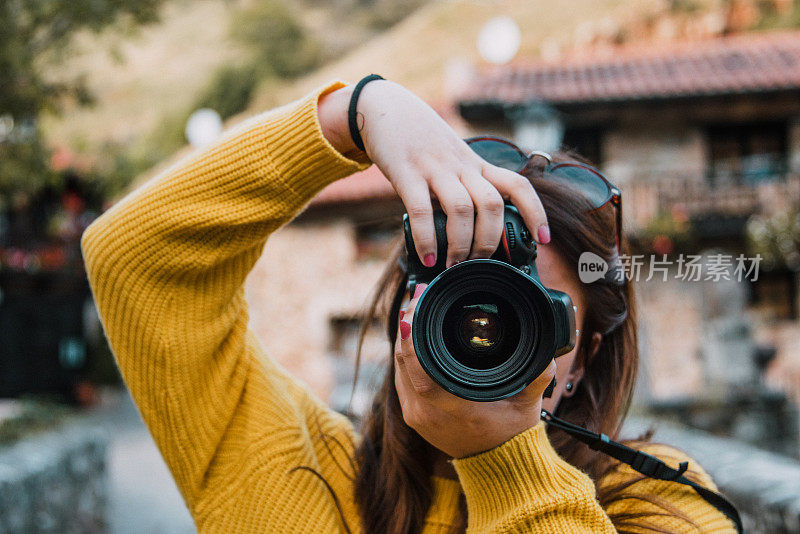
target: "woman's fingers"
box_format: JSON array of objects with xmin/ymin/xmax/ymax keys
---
[
  {"xmin": 390, "ymin": 154, "xmax": 548, "ymax": 269},
  {"xmin": 481, "ymin": 164, "xmax": 550, "ymax": 244},
  {"xmin": 395, "ymin": 284, "xmax": 440, "ymax": 397},
  {"xmin": 394, "ymin": 176, "xmax": 438, "ymax": 266},
  {"xmin": 429, "ymin": 174, "xmax": 475, "ymax": 267},
  {"xmin": 459, "ymin": 170, "xmax": 505, "ymax": 260}
]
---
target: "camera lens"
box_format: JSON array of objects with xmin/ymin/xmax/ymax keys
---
[{"xmin": 412, "ymin": 260, "xmax": 557, "ymax": 401}]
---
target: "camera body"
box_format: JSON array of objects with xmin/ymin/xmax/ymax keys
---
[{"xmin": 403, "ymin": 205, "xmax": 576, "ymax": 401}]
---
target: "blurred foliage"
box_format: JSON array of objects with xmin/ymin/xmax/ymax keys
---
[
  {"xmin": 635, "ymin": 210, "xmax": 694, "ymax": 255},
  {"xmin": 0, "ymin": 131, "xmax": 55, "ymax": 198},
  {"xmin": 7, "ymin": 0, "xmax": 431, "ymax": 202},
  {"xmin": 94, "ymin": 0, "xmax": 335, "ymax": 198},
  {"xmin": 232, "ymin": 0, "xmax": 324, "ymax": 79},
  {"xmin": 751, "ymin": 0, "xmax": 800, "ymax": 29},
  {"xmin": 747, "ymin": 209, "xmax": 800, "ymax": 271},
  {"xmin": 0, "ymin": 0, "xmax": 165, "ymax": 200},
  {"xmin": 359, "ymin": 0, "xmax": 429, "ymax": 30},
  {"xmin": 667, "ymin": 0, "xmax": 705, "ymax": 13},
  {"xmin": 0, "ymin": 399, "xmax": 73, "ymax": 445},
  {"xmin": 84, "ymin": 1, "xmax": 325, "ymax": 200},
  {"xmin": 196, "ymin": 63, "xmax": 261, "ymax": 121}
]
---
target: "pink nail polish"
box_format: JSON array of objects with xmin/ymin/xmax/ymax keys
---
[
  {"xmin": 413, "ymin": 283, "xmax": 427, "ymax": 300},
  {"xmin": 538, "ymin": 224, "xmax": 551, "ymax": 244},
  {"xmin": 400, "ymin": 320, "xmax": 411, "ymax": 340},
  {"xmin": 423, "ymin": 254, "xmax": 436, "ymax": 267}
]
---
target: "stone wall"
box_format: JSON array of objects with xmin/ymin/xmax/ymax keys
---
[
  {"xmin": 625, "ymin": 418, "xmax": 800, "ymax": 533},
  {"xmin": 244, "ymin": 217, "xmax": 800, "ymax": 418},
  {"xmin": 244, "ymin": 219, "xmax": 393, "ymax": 407},
  {"xmin": 0, "ymin": 423, "xmax": 107, "ymax": 533}
]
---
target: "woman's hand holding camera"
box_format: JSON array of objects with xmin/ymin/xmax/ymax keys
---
[
  {"xmin": 319, "ymin": 80, "xmax": 550, "ymax": 269},
  {"xmin": 319, "ymin": 80, "xmax": 554, "ymax": 458},
  {"xmin": 395, "ymin": 283, "xmax": 557, "ymax": 459}
]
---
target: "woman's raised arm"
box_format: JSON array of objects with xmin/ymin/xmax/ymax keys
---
[{"xmin": 81, "ymin": 81, "xmax": 369, "ymax": 527}]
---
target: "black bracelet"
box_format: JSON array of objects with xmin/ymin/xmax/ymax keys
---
[{"xmin": 348, "ymin": 74, "xmax": 384, "ymax": 153}]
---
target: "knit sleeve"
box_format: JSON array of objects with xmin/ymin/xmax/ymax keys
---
[
  {"xmin": 81, "ymin": 81, "xmax": 370, "ymax": 528},
  {"xmin": 597, "ymin": 441, "xmax": 737, "ymax": 533},
  {"xmin": 451, "ymin": 424, "xmax": 736, "ymax": 533},
  {"xmin": 452, "ymin": 423, "xmax": 618, "ymax": 533}
]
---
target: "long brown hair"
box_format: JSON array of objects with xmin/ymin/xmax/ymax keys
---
[{"xmin": 351, "ymin": 154, "xmax": 650, "ymax": 533}]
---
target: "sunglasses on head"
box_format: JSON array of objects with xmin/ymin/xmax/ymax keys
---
[{"xmin": 465, "ymin": 136, "xmax": 622, "ymax": 251}]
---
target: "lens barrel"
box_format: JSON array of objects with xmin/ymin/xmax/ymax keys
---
[{"xmin": 412, "ymin": 260, "xmax": 560, "ymax": 401}]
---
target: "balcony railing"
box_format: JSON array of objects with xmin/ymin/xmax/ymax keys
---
[{"xmin": 622, "ymin": 172, "xmax": 800, "ymax": 232}]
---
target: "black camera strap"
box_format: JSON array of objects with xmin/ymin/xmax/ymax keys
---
[{"xmin": 540, "ymin": 410, "xmax": 743, "ymax": 533}]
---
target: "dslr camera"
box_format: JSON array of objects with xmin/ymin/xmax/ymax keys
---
[{"xmin": 403, "ymin": 205, "xmax": 576, "ymax": 401}]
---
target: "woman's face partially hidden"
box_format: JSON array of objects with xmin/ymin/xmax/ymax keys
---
[{"xmin": 534, "ymin": 244, "xmax": 588, "ymax": 412}]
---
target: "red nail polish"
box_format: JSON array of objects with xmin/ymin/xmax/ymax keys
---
[
  {"xmin": 423, "ymin": 254, "xmax": 436, "ymax": 267},
  {"xmin": 413, "ymin": 283, "xmax": 427, "ymax": 300},
  {"xmin": 399, "ymin": 310, "xmax": 405, "ymax": 320},
  {"xmin": 400, "ymin": 320, "xmax": 411, "ymax": 340},
  {"xmin": 538, "ymin": 224, "xmax": 551, "ymax": 244}
]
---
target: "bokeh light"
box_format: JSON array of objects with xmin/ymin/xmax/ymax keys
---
[{"xmin": 477, "ymin": 16, "xmax": 521, "ymax": 65}]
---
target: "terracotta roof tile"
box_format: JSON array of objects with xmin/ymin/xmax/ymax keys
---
[
  {"xmin": 311, "ymin": 165, "xmax": 396, "ymax": 206},
  {"xmin": 313, "ymin": 33, "xmax": 800, "ymax": 207},
  {"xmin": 459, "ymin": 31, "xmax": 800, "ymax": 105}
]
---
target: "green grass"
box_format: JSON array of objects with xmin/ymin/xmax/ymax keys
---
[{"xmin": 0, "ymin": 400, "xmax": 74, "ymax": 446}]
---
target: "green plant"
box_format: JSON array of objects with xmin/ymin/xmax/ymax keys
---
[
  {"xmin": 668, "ymin": 0, "xmax": 704, "ymax": 14},
  {"xmin": 231, "ymin": 1, "xmax": 323, "ymax": 79},
  {"xmin": 361, "ymin": 0, "xmax": 428, "ymax": 30},
  {"xmin": 0, "ymin": 0, "xmax": 166, "ymax": 199},
  {"xmin": 751, "ymin": 0, "xmax": 800, "ymax": 30},
  {"xmin": 196, "ymin": 64, "xmax": 260, "ymax": 121},
  {"xmin": 747, "ymin": 209, "xmax": 800, "ymax": 271},
  {"xmin": 0, "ymin": 400, "xmax": 74, "ymax": 445},
  {"xmin": 637, "ymin": 210, "xmax": 693, "ymax": 255}
]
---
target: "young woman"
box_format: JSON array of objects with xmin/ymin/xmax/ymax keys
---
[{"xmin": 82, "ymin": 79, "xmax": 735, "ymax": 533}]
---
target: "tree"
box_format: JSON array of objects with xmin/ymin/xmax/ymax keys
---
[{"xmin": 0, "ymin": 0, "xmax": 165, "ymax": 198}]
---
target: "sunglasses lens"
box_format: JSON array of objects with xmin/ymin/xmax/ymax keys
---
[
  {"xmin": 467, "ymin": 140, "xmax": 527, "ymax": 172},
  {"xmin": 545, "ymin": 164, "xmax": 612, "ymax": 208}
]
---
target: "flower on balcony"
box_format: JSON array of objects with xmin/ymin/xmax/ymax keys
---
[{"xmin": 636, "ymin": 210, "xmax": 693, "ymax": 255}]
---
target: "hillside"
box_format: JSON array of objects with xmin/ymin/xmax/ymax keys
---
[
  {"xmin": 247, "ymin": 0, "xmax": 668, "ymax": 111},
  {"xmin": 42, "ymin": 0, "xmax": 722, "ymax": 164},
  {"xmin": 40, "ymin": 0, "xmax": 244, "ymax": 156}
]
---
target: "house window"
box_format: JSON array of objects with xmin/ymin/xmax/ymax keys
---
[
  {"xmin": 706, "ymin": 122, "xmax": 787, "ymax": 186},
  {"xmin": 562, "ymin": 127, "xmax": 603, "ymax": 166},
  {"xmin": 327, "ymin": 315, "xmax": 390, "ymax": 418}
]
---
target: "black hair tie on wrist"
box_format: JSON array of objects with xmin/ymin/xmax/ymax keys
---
[{"xmin": 348, "ymin": 74, "xmax": 384, "ymax": 153}]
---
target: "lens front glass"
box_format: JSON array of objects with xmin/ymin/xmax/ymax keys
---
[
  {"xmin": 443, "ymin": 291, "xmax": 522, "ymax": 370},
  {"xmin": 413, "ymin": 260, "xmax": 557, "ymax": 401}
]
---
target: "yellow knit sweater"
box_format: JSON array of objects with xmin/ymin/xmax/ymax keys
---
[{"xmin": 81, "ymin": 81, "xmax": 735, "ymax": 533}]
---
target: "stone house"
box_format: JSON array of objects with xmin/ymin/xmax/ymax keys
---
[{"xmin": 243, "ymin": 31, "xmax": 800, "ymax": 422}]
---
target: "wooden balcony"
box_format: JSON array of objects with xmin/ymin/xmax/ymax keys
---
[{"xmin": 623, "ymin": 172, "xmax": 800, "ymax": 232}]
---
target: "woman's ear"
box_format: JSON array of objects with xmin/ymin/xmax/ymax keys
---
[{"xmin": 563, "ymin": 332, "xmax": 602, "ymax": 398}]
